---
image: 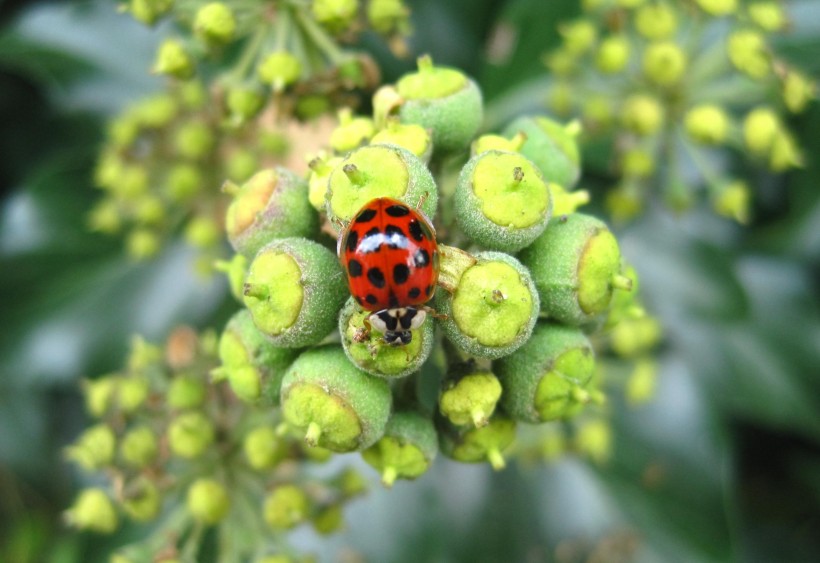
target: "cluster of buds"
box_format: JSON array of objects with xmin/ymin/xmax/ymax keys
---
[
  {"xmin": 65, "ymin": 328, "xmax": 366, "ymax": 561},
  {"xmin": 542, "ymin": 0, "xmax": 815, "ymax": 222}
]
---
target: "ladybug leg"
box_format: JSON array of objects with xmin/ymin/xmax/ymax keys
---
[
  {"xmin": 415, "ymin": 191, "xmax": 429, "ymax": 211},
  {"xmin": 421, "ymin": 305, "xmax": 448, "ymax": 321}
]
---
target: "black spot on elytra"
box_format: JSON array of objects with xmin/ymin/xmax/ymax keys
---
[
  {"xmin": 354, "ymin": 295, "xmax": 363, "ymax": 305},
  {"xmin": 408, "ymin": 287, "xmax": 421, "ymax": 299},
  {"xmin": 385, "ymin": 204, "xmax": 410, "ymax": 217},
  {"xmin": 384, "ymin": 224, "xmax": 408, "ymax": 249},
  {"xmin": 365, "ymin": 294, "xmax": 378, "ymax": 305},
  {"xmin": 345, "ymin": 230, "xmax": 359, "ymax": 253},
  {"xmin": 414, "ymin": 249, "xmax": 430, "ymax": 268},
  {"xmin": 367, "ymin": 267, "xmax": 386, "ymax": 288},
  {"xmin": 408, "ymin": 219, "xmax": 425, "ymax": 242},
  {"xmin": 393, "ymin": 263, "xmax": 410, "ymax": 284},
  {"xmin": 348, "ymin": 258, "xmax": 363, "ymax": 277},
  {"xmin": 425, "ymin": 284, "xmax": 433, "ymax": 297},
  {"xmin": 355, "ymin": 208, "xmax": 377, "ymax": 223}
]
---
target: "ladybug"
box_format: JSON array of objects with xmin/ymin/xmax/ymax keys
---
[{"xmin": 338, "ymin": 197, "xmax": 439, "ymax": 346}]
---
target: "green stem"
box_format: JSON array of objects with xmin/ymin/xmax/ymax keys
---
[
  {"xmin": 292, "ymin": 5, "xmax": 345, "ymax": 64},
  {"xmin": 231, "ymin": 24, "xmax": 268, "ymax": 82}
]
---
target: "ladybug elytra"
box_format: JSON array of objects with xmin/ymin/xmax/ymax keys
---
[{"xmin": 338, "ymin": 197, "xmax": 439, "ymax": 346}]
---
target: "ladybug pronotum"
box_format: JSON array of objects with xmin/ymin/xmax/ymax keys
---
[{"xmin": 338, "ymin": 197, "xmax": 440, "ymax": 346}]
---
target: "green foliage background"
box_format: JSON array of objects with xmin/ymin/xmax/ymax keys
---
[{"xmin": 0, "ymin": 0, "xmax": 818, "ymax": 561}]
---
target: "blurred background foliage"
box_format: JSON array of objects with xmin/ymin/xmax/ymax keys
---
[{"xmin": 0, "ymin": 0, "xmax": 818, "ymax": 561}]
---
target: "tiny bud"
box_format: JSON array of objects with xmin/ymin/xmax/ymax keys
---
[
  {"xmin": 782, "ymin": 70, "xmax": 816, "ymax": 114},
  {"xmin": 65, "ymin": 488, "xmax": 118, "ymax": 534},
  {"xmin": 173, "ymin": 121, "xmax": 215, "ymax": 160},
  {"xmin": 312, "ymin": 0, "xmax": 358, "ymax": 33},
  {"xmin": 194, "ymin": 2, "xmax": 236, "ymax": 44},
  {"xmin": 167, "ymin": 411, "xmax": 215, "ymax": 459},
  {"xmin": 575, "ymin": 419, "xmax": 612, "ymax": 464},
  {"xmin": 264, "ymin": 485, "xmax": 309, "ymax": 530},
  {"xmin": 635, "ymin": 4, "xmax": 678, "ymax": 40},
  {"xmin": 712, "ymin": 180, "xmax": 752, "ymax": 223},
  {"xmin": 595, "ymin": 35, "xmax": 630, "ymax": 74},
  {"xmin": 621, "ymin": 94, "xmax": 664, "ymax": 136},
  {"xmin": 120, "ymin": 425, "xmax": 158, "ymax": 468},
  {"xmin": 244, "ymin": 425, "xmax": 286, "ymax": 470},
  {"xmin": 187, "ymin": 478, "xmax": 230, "ymax": 525},
  {"xmin": 214, "ymin": 253, "xmax": 248, "ymax": 301},
  {"xmin": 642, "ymin": 42, "xmax": 687, "ymax": 86},
  {"xmin": 685, "ymin": 104, "xmax": 730, "ymax": 145},
  {"xmin": 153, "ymin": 39, "xmax": 194, "ymax": 79},
  {"xmin": 695, "ymin": 0, "xmax": 738, "ymax": 17},
  {"xmin": 743, "ymin": 107, "xmax": 780, "ymax": 155},
  {"xmin": 559, "ymin": 19, "xmax": 597, "ymax": 55},
  {"xmin": 65, "ymin": 423, "xmax": 116, "ymax": 470},
  {"xmin": 258, "ymin": 51, "xmax": 302, "ymax": 90},
  {"xmin": 748, "ymin": 1, "xmax": 787, "ymax": 32},
  {"xmin": 727, "ymin": 30, "xmax": 770, "ymax": 79},
  {"xmin": 122, "ymin": 477, "xmax": 161, "ymax": 522}
]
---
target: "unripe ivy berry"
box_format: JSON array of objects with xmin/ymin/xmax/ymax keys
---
[
  {"xmin": 455, "ymin": 150, "xmax": 552, "ymax": 252},
  {"xmin": 330, "ymin": 109, "xmax": 376, "ymax": 153},
  {"xmin": 439, "ymin": 415, "xmax": 515, "ymax": 470},
  {"xmin": 131, "ymin": 93, "xmax": 178, "ymax": 128},
  {"xmin": 370, "ymin": 120, "xmax": 433, "ymax": 163},
  {"xmin": 748, "ymin": 1, "xmax": 787, "ymax": 32},
  {"xmin": 65, "ymin": 488, "xmax": 118, "ymax": 534},
  {"xmin": 126, "ymin": 229, "xmax": 160, "ymax": 260},
  {"xmin": 768, "ymin": 129, "xmax": 803, "ymax": 171},
  {"xmin": 307, "ymin": 153, "xmax": 343, "ymax": 210},
  {"xmin": 642, "ymin": 42, "xmax": 687, "ymax": 86},
  {"xmin": 339, "ymin": 297, "xmax": 434, "ymax": 379},
  {"xmin": 264, "ymin": 485, "xmax": 309, "ymax": 530},
  {"xmin": 120, "ymin": 425, "xmax": 158, "ymax": 468},
  {"xmin": 116, "ymin": 166, "xmax": 149, "ymax": 198},
  {"xmin": 129, "ymin": 0, "xmax": 173, "ymax": 25},
  {"xmin": 88, "ymin": 200, "xmax": 122, "ymax": 234},
  {"xmin": 194, "ymin": 3, "xmax": 236, "ymax": 44},
  {"xmin": 243, "ymin": 238, "xmax": 347, "ymax": 347},
  {"xmin": 621, "ymin": 148, "xmax": 655, "ymax": 178},
  {"xmin": 595, "ymin": 35, "xmax": 630, "ymax": 74},
  {"xmin": 362, "ymin": 411, "xmax": 438, "ymax": 487},
  {"xmin": 635, "ymin": 4, "xmax": 678, "ymax": 40},
  {"xmin": 559, "ymin": 19, "xmax": 597, "ymax": 55},
  {"xmin": 82, "ymin": 377, "xmax": 116, "ymax": 418},
  {"xmin": 167, "ymin": 411, "xmax": 214, "ymax": 459},
  {"xmin": 621, "ymin": 94, "xmax": 664, "ymax": 136},
  {"xmin": 434, "ymin": 250, "xmax": 539, "ymax": 359},
  {"xmin": 712, "ymin": 180, "xmax": 751, "ymax": 223},
  {"xmin": 122, "ymin": 477, "xmax": 161, "ymax": 522},
  {"xmin": 626, "ymin": 359, "xmax": 658, "ymax": 404},
  {"xmin": 312, "ymin": 505, "xmax": 344, "ymax": 534},
  {"xmin": 65, "ymin": 423, "xmax": 116, "ymax": 470},
  {"xmin": 226, "ymin": 85, "xmax": 266, "ymax": 123},
  {"xmin": 187, "ymin": 478, "xmax": 230, "ymax": 525},
  {"xmin": 173, "ymin": 121, "xmax": 215, "ymax": 160},
  {"xmin": 502, "ymin": 115, "xmax": 582, "ymax": 188},
  {"xmin": 243, "ymin": 425, "xmax": 287, "ymax": 470},
  {"xmin": 153, "ymin": 39, "xmax": 195, "ymax": 79},
  {"xmin": 496, "ymin": 323, "xmax": 595, "ymax": 422},
  {"xmin": 224, "ymin": 168, "xmax": 318, "ymax": 258},
  {"xmin": 326, "ymin": 144, "xmax": 437, "ymax": 225},
  {"xmin": 610, "ymin": 316, "xmax": 662, "ymax": 357},
  {"xmin": 782, "ymin": 70, "xmax": 816, "ymax": 114},
  {"xmin": 395, "ymin": 55, "xmax": 483, "ymax": 154},
  {"xmin": 743, "ymin": 107, "xmax": 779, "ymax": 155},
  {"xmin": 727, "ymin": 30, "xmax": 770, "ymax": 79},
  {"xmin": 520, "ymin": 213, "xmax": 632, "ymax": 325},
  {"xmin": 184, "ymin": 215, "xmax": 220, "ymax": 249},
  {"xmin": 258, "ymin": 52, "xmax": 302, "ymax": 90},
  {"xmin": 214, "ymin": 253, "xmax": 248, "ymax": 301},
  {"xmin": 133, "ymin": 195, "xmax": 165, "ymax": 225},
  {"xmin": 312, "ymin": 0, "xmax": 358, "ymax": 33},
  {"xmin": 214, "ymin": 309, "xmax": 298, "ymax": 402},
  {"xmin": 695, "ymin": 0, "xmax": 738, "ymax": 17},
  {"xmin": 167, "ymin": 374, "xmax": 206, "ymax": 408},
  {"xmin": 115, "ymin": 375, "xmax": 150, "ymax": 413},
  {"xmin": 470, "ymin": 132, "xmax": 527, "ymax": 156},
  {"xmin": 166, "ymin": 163, "xmax": 203, "ymax": 201},
  {"xmin": 575, "ymin": 419, "xmax": 612, "ymax": 464},
  {"xmin": 367, "ymin": 0, "xmax": 410, "ymax": 34},
  {"xmin": 439, "ymin": 367, "xmax": 502, "ymax": 428},
  {"xmin": 280, "ymin": 346, "xmax": 392, "ymax": 452}
]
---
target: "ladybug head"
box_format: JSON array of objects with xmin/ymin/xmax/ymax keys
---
[{"xmin": 369, "ymin": 307, "xmax": 426, "ymax": 347}]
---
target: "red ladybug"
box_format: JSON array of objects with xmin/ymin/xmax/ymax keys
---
[{"xmin": 338, "ymin": 197, "xmax": 439, "ymax": 346}]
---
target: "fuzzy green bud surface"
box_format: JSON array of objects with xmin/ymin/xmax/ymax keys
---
[
  {"xmin": 684, "ymin": 104, "xmax": 730, "ymax": 145},
  {"xmin": 362, "ymin": 411, "xmax": 438, "ymax": 487},
  {"xmin": 440, "ymin": 415, "xmax": 516, "ymax": 470},
  {"xmin": 439, "ymin": 369, "xmax": 502, "ymax": 428},
  {"xmin": 168, "ymin": 411, "xmax": 214, "ymax": 459},
  {"xmin": 120, "ymin": 425, "xmax": 158, "ymax": 468},
  {"xmin": 258, "ymin": 52, "xmax": 302, "ymax": 89},
  {"xmin": 502, "ymin": 115, "xmax": 581, "ymax": 188},
  {"xmin": 154, "ymin": 39, "xmax": 194, "ymax": 79}
]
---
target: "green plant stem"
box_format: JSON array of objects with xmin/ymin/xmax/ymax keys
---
[{"xmin": 292, "ymin": 5, "xmax": 345, "ymax": 64}]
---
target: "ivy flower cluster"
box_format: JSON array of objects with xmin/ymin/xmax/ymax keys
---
[{"xmin": 542, "ymin": 0, "xmax": 815, "ymax": 223}]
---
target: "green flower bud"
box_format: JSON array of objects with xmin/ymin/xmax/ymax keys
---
[
  {"xmin": 519, "ymin": 213, "xmax": 632, "ymax": 324},
  {"xmin": 122, "ymin": 477, "xmax": 161, "ymax": 522},
  {"xmin": 439, "ymin": 367, "xmax": 502, "ymax": 428},
  {"xmin": 215, "ymin": 309, "xmax": 298, "ymax": 402},
  {"xmin": 165, "ymin": 163, "xmax": 203, "ymax": 201},
  {"xmin": 684, "ymin": 104, "xmax": 730, "ymax": 145},
  {"xmin": 642, "ymin": 42, "xmax": 687, "ymax": 86},
  {"xmin": 339, "ymin": 297, "xmax": 434, "ymax": 379},
  {"xmin": 727, "ymin": 29, "xmax": 770, "ymax": 79},
  {"xmin": 543, "ymin": 48, "xmax": 577, "ymax": 77},
  {"xmin": 712, "ymin": 180, "xmax": 751, "ymax": 223},
  {"xmin": 184, "ymin": 216, "xmax": 220, "ymax": 249},
  {"xmin": 187, "ymin": 478, "xmax": 230, "ymax": 525},
  {"xmin": 695, "ymin": 0, "xmax": 737, "ymax": 16},
  {"xmin": 576, "ymin": 419, "xmax": 611, "ymax": 464},
  {"xmin": 768, "ymin": 129, "xmax": 803, "ymax": 171},
  {"xmin": 439, "ymin": 415, "xmax": 515, "ymax": 470},
  {"xmin": 133, "ymin": 195, "xmax": 164, "ymax": 225},
  {"xmin": 610, "ymin": 316, "xmax": 662, "ymax": 357},
  {"xmin": 748, "ymin": 1, "xmax": 787, "ymax": 31},
  {"xmin": 455, "ymin": 150, "xmax": 552, "ymax": 252},
  {"xmin": 115, "ymin": 165, "xmax": 149, "ymax": 198},
  {"xmin": 228, "ymin": 149, "xmax": 260, "ymax": 183},
  {"xmin": 434, "ymin": 250, "xmax": 539, "ymax": 359},
  {"xmin": 65, "ymin": 488, "xmax": 118, "ymax": 534},
  {"xmin": 621, "ymin": 94, "xmax": 664, "ymax": 136},
  {"xmin": 153, "ymin": 39, "xmax": 194, "ymax": 79},
  {"xmin": 551, "ymin": 184, "xmax": 590, "ymax": 216},
  {"xmin": 194, "ymin": 3, "xmax": 236, "ymax": 44},
  {"xmin": 224, "ymin": 168, "xmax": 318, "ymax": 258},
  {"xmin": 330, "ymin": 109, "xmax": 376, "ymax": 153},
  {"xmin": 307, "ymin": 153, "xmax": 343, "ymax": 210},
  {"xmin": 126, "ymin": 229, "xmax": 160, "ymax": 260},
  {"xmin": 173, "ymin": 121, "xmax": 215, "ymax": 160},
  {"xmin": 635, "ymin": 4, "xmax": 678, "ymax": 40},
  {"xmin": 470, "ymin": 132, "xmax": 527, "ymax": 156},
  {"xmin": 496, "ymin": 323, "xmax": 595, "ymax": 422},
  {"xmin": 243, "ymin": 425, "xmax": 287, "ymax": 470},
  {"xmin": 362, "ymin": 411, "xmax": 438, "ymax": 487},
  {"xmin": 581, "ymin": 95, "xmax": 613, "ymax": 128},
  {"xmin": 131, "ymin": 93, "xmax": 178, "ymax": 128},
  {"xmin": 621, "ymin": 148, "xmax": 655, "ymax": 178},
  {"xmin": 167, "ymin": 411, "xmax": 214, "ymax": 459},
  {"xmin": 312, "ymin": 505, "xmax": 344, "ymax": 534},
  {"xmin": 395, "ymin": 55, "xmax": 483, "ymax": 154},
  {"xmin": 115, "ymin": 375, "xmax": 150, "ymax": 412},
  {"xmin": 120, "ymin": 425, "xmax": 158, "ymax": 468},
  {"xmin": 280, "ymin": 346, "xmax": 392, "ymax": 452},
  {"xmin": 626, "ymin": 359, "xmax": 657, "ymax": 404},
  {"xmin": 180, "ymin": 80, "xmax": 207, "ymax": 109},
  {"xmin": 782, "ymin": 70, "xmax": 816, "ymax": 114},
  {"xmin": 371, "ymin": 120, "xmax": 433, "ymax": 163},
  {"xmin": 258, "ymin": 51, "xmax": 302, "ymax": 90},
  {"xmin": 243, "ymin": 238, "xmax": 347, "ymax": 347},
  {"xmin": 129, "ymin": 0, "xmax": 173, "ymax": 25},
  {"xmin": 107, "ymin": 115, "xmax": 140, "ymax": 149},
  {"xmin": 226, "ymin": 85, "xmax": 266, "ymax": 123},
  {"xmin": 214, "ymin": 253, "xmax": 248, "ymax": 301},
  {"xmin": 743, "ymin": 107, "xmax": 779, "ymax": 155},
  {"xmin": 559, "ymin": 19, "xmax": 597, "ymax": 55},
  {"xmin": 88, "ymin": 199, "xmax": 122, "ymax": 234},
  {"xmin": 66, "ymin": 423, "xmax": 116, "ymax": 470},
  {"xmin": 167, "ymin": 374, "xmax": 206, "ymax": 409},
  {"xmin": 312, "ymin": 0, "xmax": 357, "ymax": 33},
  {"xmin": 595, "ymin": 35, "xmax": 630, "ymax": 74},
  {"xmin": 264, "ymin": 485, "xmax": 309, "ymax": 530},
  {"xmin": 502, "ymin": 115, "xmax": 582, "ymax": 188},
  {"xmin": 82, "ymin": 376, "xmax": 116, "ymax": 417},
  {"xmin": 367, "ymin": 0, "xmax": 410, "ymax": 35},
  {"xmin": 326, "ymin": 144, "xmax": 437, "ymax": 225},
  {"xmin": 296, "ymin": 95, "xmax": 332, "ymax": 120}
]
